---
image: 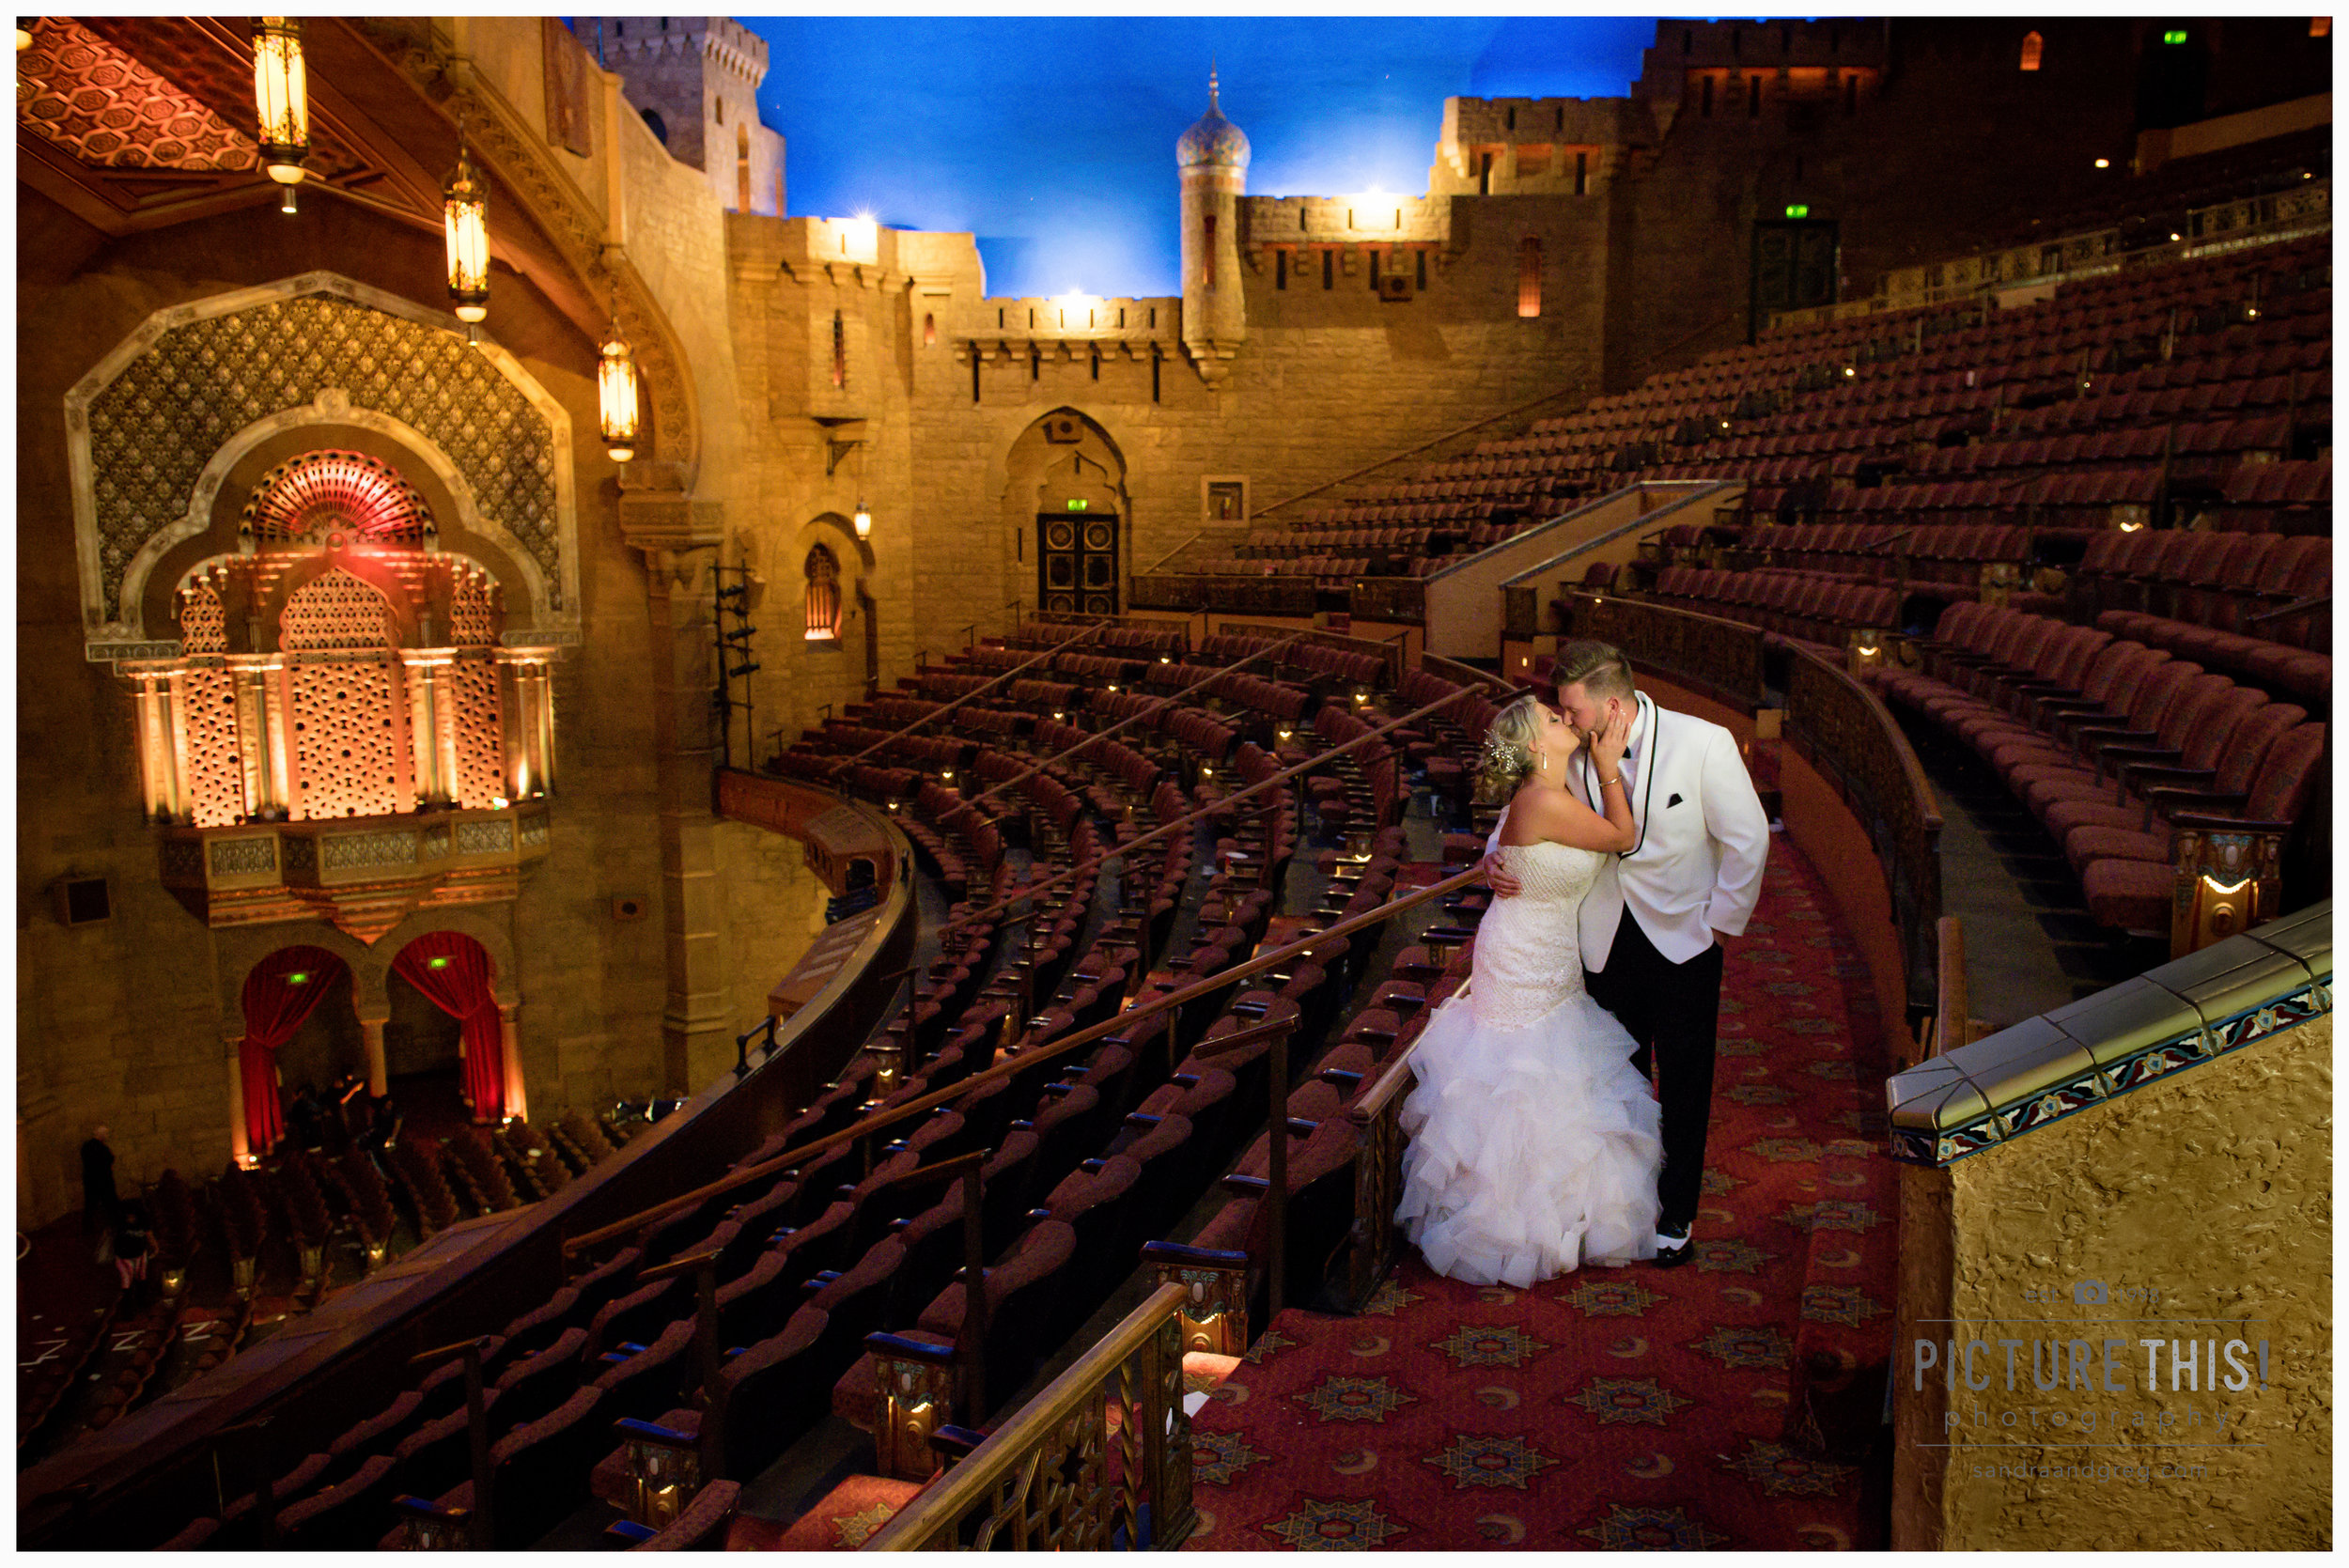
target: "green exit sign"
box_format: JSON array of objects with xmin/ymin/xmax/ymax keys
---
[
  {"xmin": 2163, "ymin": 29, "xmax": 2187, "ymax": 44},
  {"xmin": 1785, "ymin": 204, "xmax": 1810, "ymax": 219},
  {"xmin": 1066, "ymin": 498, "xmax": 1088, "ymax": 511}
]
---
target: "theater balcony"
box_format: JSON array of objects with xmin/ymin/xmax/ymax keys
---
[{"xmin": 156, "ymin": 800, "xmax": 552, "ymax": 943}]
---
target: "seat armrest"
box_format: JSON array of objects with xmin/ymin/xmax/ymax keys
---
[
  {"xmin": 2147, "ymin": 787, "xmax": 2251, "ymax": 819},
  {"xmin": 2165, "ymin": 811, "xmax": 2295, "ymax": 835}
]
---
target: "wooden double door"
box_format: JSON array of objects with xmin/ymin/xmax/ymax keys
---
[{"xmin": 1036, "ymin": 510, "xmax": 1120, "ymax": 615}]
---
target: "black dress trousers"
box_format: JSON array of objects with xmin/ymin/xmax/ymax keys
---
[{"xmin": 1586, "ymin": 910, "xmax": 1724, "ymax": 1234}]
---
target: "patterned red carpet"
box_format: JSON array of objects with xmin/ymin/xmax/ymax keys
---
[{"xmin": 1184, "ymin": 842, "xmax": 1897, "ymax": 1550}]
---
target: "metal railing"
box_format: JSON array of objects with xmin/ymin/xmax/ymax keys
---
[{"xmin": 863, "ymin": 1281, "xmax": 1196, "ymax": 1550}]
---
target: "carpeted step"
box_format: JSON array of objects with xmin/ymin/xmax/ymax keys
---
[{"xmin": 1781, "ymin": 1145, "xmax": 1900, "ymax": 1461}]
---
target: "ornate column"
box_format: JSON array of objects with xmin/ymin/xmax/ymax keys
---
[
  {"xmin": 497, "ymin": 1001, "xmax": 527, "ymax": 1123},
  {"xmin": 357, "ymin": 1014, "xmax": 390, "ymax": 1098},
  {"xmin": 617, "ymin": 465, "xmax": 734, "ymax": 1094},
  {"xmin": 132, "ymin": 673, "xmax": 183, "ymax": 822},
  {"xmin": 265, "ymin": 660, "xmax": 296, "ymax": 819},
  {"xmin": 226, "ymin": 1031, "xmax": 251, "ymax": 1168},
  {"xmin": 405, "ymin": 653, "xmax": 448, "ymax": 805},
  {"xmin": 231, "ymin": 660, "xmax": 279, "ymax": 817}
]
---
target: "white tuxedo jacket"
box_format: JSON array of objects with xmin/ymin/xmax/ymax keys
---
[{"xmin": 1489, "ymin": 693, "xmax": 1771, "ymax": 970}]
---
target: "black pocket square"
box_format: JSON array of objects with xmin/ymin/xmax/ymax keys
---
[{"xmin": 1668, "ymin": 793, "xmax": 1684, "ymax": 807}]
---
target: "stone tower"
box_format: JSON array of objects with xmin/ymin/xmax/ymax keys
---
[
  {"xmin": 1177, "ymin": 69, "xmax": 1249, "ymax": 382},
  {"xmin": 576, "ymin": 17, "xmax": 786, "ymax": 216}
]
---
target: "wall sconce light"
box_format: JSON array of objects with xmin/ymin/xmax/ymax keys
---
[
  {"xmin": 599, "ymin": 309, "xmax": 641, "ymax": 462},
  {"xmin": 253, "ymin": 16, "xmax": 308, "ymax": 213},
  {"xmin": 444, "ymin": 132, "xmax": 490, "ymax": 328},
  {"xmin": 853, "ymin": 499, "xmax": 873, "ymax": 540}
]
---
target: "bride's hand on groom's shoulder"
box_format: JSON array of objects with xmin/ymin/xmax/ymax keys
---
[{"xmin": 1481, "ymin": 851, "xmax": 1522, "ymax": 898}]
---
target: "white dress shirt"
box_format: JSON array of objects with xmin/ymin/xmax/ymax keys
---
[{"xmin": 1487, "ymin": 691, "xmax": 1769, "ymax": 970}]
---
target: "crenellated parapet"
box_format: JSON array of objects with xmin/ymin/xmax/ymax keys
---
[
  {"xmin": 949, "ymin": 296, "xmax": 1184, "ymax": 362},
  {"xmin": 1428, "ymin": 95, "xmax": 1655, "ymax": 196},
  {"xmin": 1241, "ymin": 193, "xmax": 1450, "ymax": 244}
]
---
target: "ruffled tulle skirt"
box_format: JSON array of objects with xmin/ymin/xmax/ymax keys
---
[{"xmin": 1394, "ymin": 986, "xmax": 1664, "ymax": 1286}]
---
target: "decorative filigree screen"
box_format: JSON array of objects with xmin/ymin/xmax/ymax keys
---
[{"xmin": 139, "ymin": 451, "xmax": 552, "ymax": 829}]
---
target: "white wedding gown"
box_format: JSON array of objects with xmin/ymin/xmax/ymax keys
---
[{"xmin": 1394, "ymin": 825, "xmax": 1665, "ymax": 1284}]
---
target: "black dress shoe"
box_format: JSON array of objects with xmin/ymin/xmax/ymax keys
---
[{"xmin": 1652, "ymin": 1224, "xmax": 1694, "ymax": 1268}]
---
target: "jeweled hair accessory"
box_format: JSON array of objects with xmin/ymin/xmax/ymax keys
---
[{"xmin": 1479, "ymin": 733, "xmax": 1525, "ymax": 775}]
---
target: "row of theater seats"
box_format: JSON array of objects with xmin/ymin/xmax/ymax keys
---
[
  {"xmin": 1867, "ymin": 602, "xmax": 2326, "ymax": 937},
  {"xmin": 1954, "ymin": 127, "xmax": 2326, "ymax": 256},
  {"xmin": 436, "ymin": 629, "xmax": 1452, "ymax": 1546},
  {"xmin": 149, "ymin": 730, "xmax": 1119, "ymax": 1548},
  {"xmin": 1215, "ymin": 213, "xmax": 2324, "ymax": 586},
  {"xmin": 1646, "ymin": 567, "xmax": 1902, "ymax": 657},
  {"xmin": 2066, "ymin": 531, "xmax": 2330, "ymax": 701}
]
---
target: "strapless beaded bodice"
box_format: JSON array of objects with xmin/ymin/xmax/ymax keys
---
[{"xmin": 1471, "ymin": 839, "xmax": 1603, "ymax": 1030}]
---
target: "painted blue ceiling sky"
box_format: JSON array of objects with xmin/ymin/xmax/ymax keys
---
[{"xmin": 734, "ymin": 16, "xmax": 1658, "ymax": 299}]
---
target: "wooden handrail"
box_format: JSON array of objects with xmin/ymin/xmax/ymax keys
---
[
  {"xmin": 934, "ymin": 683, "xmax": 1484, "ymax": 941},
  {"xmin": 561, "ymin": 862, "xmax": 1486, "ymax": 1257},
  {"xmin": 847, "ymin": 620, "xmax": 1106, "ymax": 763},
  {"xmin": 2248, "ymin": 590, "xmax": 2327, "ymax": 626},
  {"xmin": 1932, "ymin": 914, "xmax": 1968, "ymax": 1061},
  {"xmin": 962, "ymin": 636, "xmax": 1304, "ymax": 810}
]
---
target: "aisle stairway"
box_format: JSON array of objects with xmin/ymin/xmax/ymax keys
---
[{"xmin": 1182, "ymin": 842, "xmax": 1898, "ymax": 1550}]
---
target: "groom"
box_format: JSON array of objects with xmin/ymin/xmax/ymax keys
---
[{"xmin": 1484, "ymin": 640, "xmax": 1770, "ymax": 1266}]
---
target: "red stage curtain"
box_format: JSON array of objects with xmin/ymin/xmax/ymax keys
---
[
  {"xmin": 240, "ymin": 946, "xmax": 350, "ymax": 1155},
  {"xmin": 392, "ymin": 931, "xmax": 505, "ymax": 1123}
]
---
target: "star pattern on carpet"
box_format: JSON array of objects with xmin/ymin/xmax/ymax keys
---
[
  {"xmin": 1185, "ymin": 843, "xmax": 1894, "ymax": 1550},
  {"xmin": 1423, "ymin": 1432, "xmax": 1561, "ymax": 1490},
  {"xmin": 1691, "ymin": 1236, "xmax": 1773, "ymax": 1274},
  {"xmin": 1263, "ymin": 1496, "xmax": 1410, "ymax": 1548},
  {"xmin": 1357, "ymin": 1279, "xmax": 1424, "ymax": 1317},
  {"xmin": 1800, "ymin": 1282, "xmax": 1885, "ymax": 1327},
  {"xmin": 1193, "ymin": 1429, "xmax": 1270, "ymax": 1485},
  {"xmin": 1743, "ymin": 1137, "xmax": 1825, "ymax": 1162},
  {"xmin": 1431, "ymin": 1322, "xmax": 1551, "ymax": 1369},
  {"xmin": 1576, "ymin": 1502, "xmax": 1731, "ymax": 1549},
  {"xmin": 1691, "ymin": 1321, "xmax": 1796, "ymax": 1371},
  {"xmin": 1562, "ymin": 1375, "xmax": 1694, "ymax": 1426},
  {"xmin": 1718, "ymin": 1437, "xmax": 1858, "ymax": 1497},
  {"xmin": 1557, "ymin": 1276, "xmax": 1665, "ymax": 1317},
  {"xmin": 1296, "ymin": 1374, "xmax": 1420, "ymax": 1424},
  {"xmin": 1244, "ymin": 1326, "xmax": 1299, "ymax": 1364},
  {"xmin": 832, "ymin": 1500, "xmax": 900, "ymax": 1548},
  {"xmin": 1794, "ymin": 1198, "xmax": 1886, "ymax": 1233}
]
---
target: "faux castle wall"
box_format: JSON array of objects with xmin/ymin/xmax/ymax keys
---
[{"xmin": 1896, "ymin": 1012, "xmax": 2331, "ymax": 1549}]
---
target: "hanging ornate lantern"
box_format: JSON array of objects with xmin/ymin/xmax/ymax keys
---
[
  {"xmin": 598, "ymin": 318, "xmax": 641, "ymax": 462},
  {"xmin": 853, "ymin": 499, "xmax": 873, "ymax": 540},
  {"xmin": 252, "ymin": 16, "xmax": 308, "ymax": 213},
  {"xmin": 443, "ymin": 137, "xmax": 490, "ymax": 325}
]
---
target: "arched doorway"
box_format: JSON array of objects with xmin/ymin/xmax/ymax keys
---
[
  {"xmin": 1003, "ymin": 410, "xmax": 1131, "ymax": 618},
  {"xmin": 384, "ymin": 931, "xmax": 514, "ymax": 1141},
  {"xmin": 237, "ymin": 945, "xmax": 363, "ymax": 1160}
]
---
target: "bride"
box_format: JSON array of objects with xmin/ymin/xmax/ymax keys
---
[{"xmin": 1394, "ymin": 693, "xmax": 1665, "ymax": 1284}]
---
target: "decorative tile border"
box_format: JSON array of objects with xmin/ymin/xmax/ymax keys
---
[{"xmin": 1890, "ymin": 978, "xmax": 2332, "ymax": 1168}]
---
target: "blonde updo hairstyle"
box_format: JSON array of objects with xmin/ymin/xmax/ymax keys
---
[{"xmin": 1472, "ymin": 693, "xmax": 1548, "ymax": 804}]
